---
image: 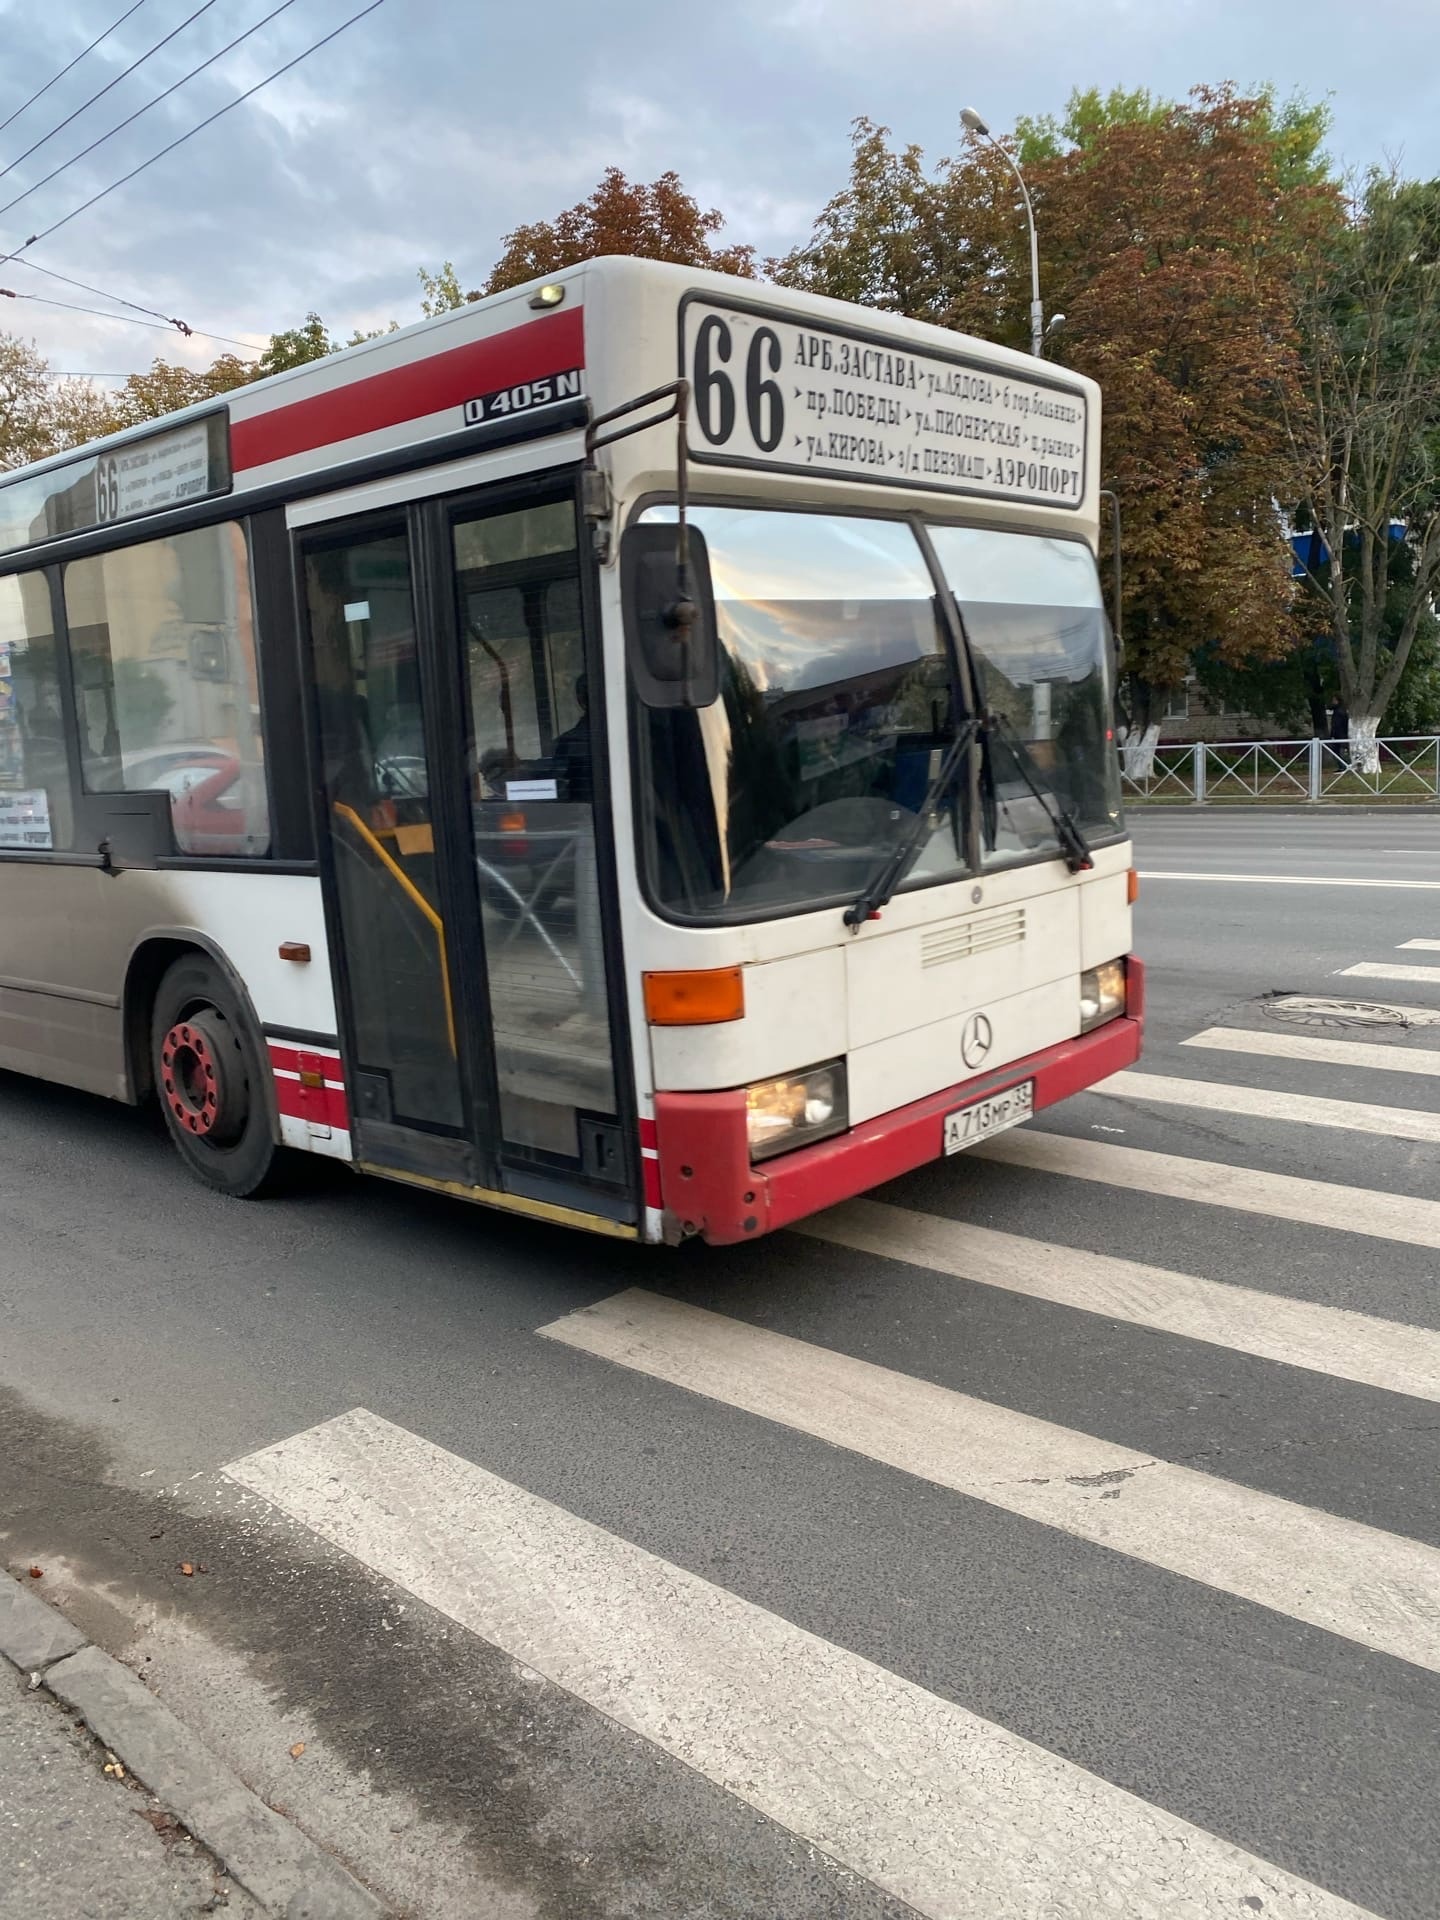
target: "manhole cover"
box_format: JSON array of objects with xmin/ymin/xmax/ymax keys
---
[{"xmin": 1264, "ymin": 993, "xmax": 1440, "ymax": 1030}]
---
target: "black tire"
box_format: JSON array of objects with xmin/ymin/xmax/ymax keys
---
[{"xmin": 151, "ymin": 954, "xmax": 279, "ymax": 1198}]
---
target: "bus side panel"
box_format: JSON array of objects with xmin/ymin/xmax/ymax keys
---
[
  {"xmin": 0, "ymin": 864, "xmax": 134, "ymax": 1097},
  {"xmin": 0, "ymin": 867, "xmax": 349, "ymax": 1157}
]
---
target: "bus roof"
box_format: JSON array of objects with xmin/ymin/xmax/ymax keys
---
[{"xmin": 1, "ymin": 257, "xmax": 1098, "ymax": 559}]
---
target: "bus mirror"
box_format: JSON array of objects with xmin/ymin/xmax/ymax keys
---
[{"xmin": 621, "ymin": 523, "xmax": 719, "ymax": 709}]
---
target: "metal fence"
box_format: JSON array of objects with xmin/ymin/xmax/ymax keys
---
[{"xmin": 1121, "ymin": 736, "xmax": 1440, "ymax": 804}]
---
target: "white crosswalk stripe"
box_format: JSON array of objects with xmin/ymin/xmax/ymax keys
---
[
  {"xmin": 1093, "ymin": 1067, "xmax": 1440, "ymax": 1142},
  {"xmin": 793, "ymin": 1197, "xmax": 1440, "ymax": 1402},
  {"xmin": 1342, "ymin": 960, "xmax": 1440, "ymax": 984},
  {"xmin": 227, "ymin": 1407, "xmax": 1380, "ymax": 1920},
  {"xmin": 1182, "ymin": 1024, "xmax": 1440, "ymax": 1077},
  {"xmin": 541, "ymin": 1290, "xmax": 1440, "ymax": 1675},
  {"xmin": 1397, "ymin": 939, "xmax": 1440, "ymax": 950},
  {"xmin": 974, "ymin": 1129, "xmax": 1440, "ymax": 1247}
]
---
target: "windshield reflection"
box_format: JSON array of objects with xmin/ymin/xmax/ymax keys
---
[
  {"xmin": 927, "ymin": 525, "xmax": 1122, "ymax": 867},
  {"xmin": 639, "ymin": 507, "xmax": 969, "ymax": 919}
]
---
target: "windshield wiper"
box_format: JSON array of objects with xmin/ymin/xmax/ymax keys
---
[
  {"xmin": 982, "ymin": 710, "xmax": 1094, "ymax": 874},
  {"xmin": 843, "ymin": 717, "xmax": 980, "ymax": 931}
]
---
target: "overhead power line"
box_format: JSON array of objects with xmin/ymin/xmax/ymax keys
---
[
  {"xmin": 12, "ymin": 254, "xmax": 211, "ymax": 337},
  {"xmin": 1, "ymin": 280, "xmax": 259, "ymax": 353},
  {"xmin": 0, "ymin": 0, "xmax": 151, "ymax": 140},
  {"xmin": 0, "ymin": 0, "xmax": 221, "ymax": 186},
  {"xmin": 0, "ymin": 0, "xmax": 303, "ymax": 225},
  {"xmin": 0, "ymin": 0, "xmax": 388, "ymax": 269}
]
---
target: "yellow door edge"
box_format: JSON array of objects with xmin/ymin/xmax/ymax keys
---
[{"xmin": 356, "ymin": 1161, "xmax": 640, "ymax": 1239}]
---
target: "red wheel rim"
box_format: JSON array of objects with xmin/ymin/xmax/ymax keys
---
[{"xmin": 160, "ymin": 1019, "xmax": 224, "ymax": 1137}]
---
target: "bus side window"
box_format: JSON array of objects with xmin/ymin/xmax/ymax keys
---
[
  {"xmin": 0, "ymin": 569, "xmax": 74, "ymax": 853},
  {"xmin": 63, "ymin": 523, "xmax": 271, "ymax": 858}
]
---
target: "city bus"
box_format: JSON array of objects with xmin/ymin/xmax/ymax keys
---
[{"xmin": 0, "ymin": 257, "xmax": 1141, "ymax": 1245}]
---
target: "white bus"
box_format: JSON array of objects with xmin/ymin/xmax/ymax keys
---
[{"xmin": 0, "ymin": 258, "xmax": 1140, "ymax": 1244}]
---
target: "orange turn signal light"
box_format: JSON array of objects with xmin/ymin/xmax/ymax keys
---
[
  {"xmin": 643, "ymin": 966, "xmax": 745, "ymax": 1026},
  {"xmin": 1127, "ymin": 868, "xmax": 1139, "ymax": 904}
]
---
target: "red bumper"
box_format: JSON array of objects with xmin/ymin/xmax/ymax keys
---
[{"xmin": 653, "ymin": 956, "xmax": 1144, "ymax": 1245}]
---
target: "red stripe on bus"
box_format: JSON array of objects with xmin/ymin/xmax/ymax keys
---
[
  {"xmin": 268, "ymin": 1042, "xmax": 341, "ymax": 1080},
  {"xmin": 638, "ymin": 1116, "xmax": 658, "ymax": 1150},
  {"xmin": 273, "ymin": 1074, "xmax": 351, "ymax": 1131},
  {"xmin": 230, "ymin": 306, "xmax": 585, "ymax": 472},
  {"xmin": 268, "ymin": 1042, "xmax": 350, "ymax": 1131}
]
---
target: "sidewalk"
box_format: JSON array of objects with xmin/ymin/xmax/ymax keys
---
[
  {"xmin": 0, "ymin": 1659, "xmax": 260, "ymax": 1920},
  {"xmin": 0, "ymin": 1573, "xmax": 386, "ymax": 1920}
]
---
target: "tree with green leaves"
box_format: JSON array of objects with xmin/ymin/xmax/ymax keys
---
[
  {"xmin": 418, "ymin": 262, "xmax": 479, "ymax": 315},
  {"xmin": 1, "ymin": 331, "xmax": 111, "ymax": 468},
  {"xmin": 1287, "ymin": 171, "xmax": 1440, "ymax": 768}
]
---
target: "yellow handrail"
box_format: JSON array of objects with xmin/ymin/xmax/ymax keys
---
[{"xmin": 333, "ymin": 802, "xmax": 457, "ymax": 1056}]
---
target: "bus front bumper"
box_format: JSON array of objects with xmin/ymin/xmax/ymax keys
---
[{"xmin": 653, "ymin": 956, "xmax": 1144, "ymax": 1246}]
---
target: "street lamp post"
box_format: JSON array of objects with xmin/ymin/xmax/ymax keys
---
[{"xmin": 961, "ymin": 106, "xmax": 1043, "ymax": 358}]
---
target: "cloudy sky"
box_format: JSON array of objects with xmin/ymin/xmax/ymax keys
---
[{"xmin": 1, "ymin": 0, "xmax": 1437, "ymax": 383}]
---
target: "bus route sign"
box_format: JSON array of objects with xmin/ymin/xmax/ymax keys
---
[{"xmin": 680, "ymin": 296, "xmax": 1088, "ymax": 510}]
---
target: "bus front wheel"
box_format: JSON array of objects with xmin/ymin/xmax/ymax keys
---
[{"xmin": 151, "ymin": 955, "xmax": 279, "ymax": 1197}]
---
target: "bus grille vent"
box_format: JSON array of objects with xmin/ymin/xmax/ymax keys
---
[{"xmin": 921, "ymin": 907, "xmax": 1026, "ymax": 969}]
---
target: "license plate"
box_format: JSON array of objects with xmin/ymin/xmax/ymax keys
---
[{"xmin": 944, "ymin": 1081, "xmax": 1034, "ymax": 1154}]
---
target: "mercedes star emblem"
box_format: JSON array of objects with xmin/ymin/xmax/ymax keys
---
[{"xmin": 961, "ymin": 1012, "xmax": 993, "ymax": 1069}]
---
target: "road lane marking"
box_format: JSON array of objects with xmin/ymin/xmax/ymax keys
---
[
  {"xmin": 793, "ymin": 1197, "xmax": 1440, "ymax": 1403},
  {"xmin": 226, "ymin": 1408, "xmax": 1377, "ymax": 1920},
  {"xmin": 1342, "ymin": 962, "xmax": 1440, "ymax": 985},
  {"xmin": 1399, "ymin": 940, "xmax": 1440, "ymax": 951},
  {"xmin": 1093, "ymin": 1069, "xmax": 1440, "ymax": 1144},
  {"xmin": 1182, "ymin": 1025, "xmax": 1440, "ymax": 1079},
  {"xmin": 542, "ymin": 1293, "xmax": 1440, "ymax": 1676},
  {"xmin": 974, "ymin": 1129, "xmax": 1440, "ymax": 1250},
  {"xmin": 1140, "ymin": 871, "xmax": 1440, "ymax": 890}
]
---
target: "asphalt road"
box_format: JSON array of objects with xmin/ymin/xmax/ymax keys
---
[{"xmin": 3, "ymin": 807, "xmax": 1440, "ymax": 1920}]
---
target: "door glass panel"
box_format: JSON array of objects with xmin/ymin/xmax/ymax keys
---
[
  {"xmin": 454, "ymin": 501, "xmax": 615, "ymax": 1164},
  {"xmin": 305, "ymin": 531, "xmax": 464, "ymax": 1132}
]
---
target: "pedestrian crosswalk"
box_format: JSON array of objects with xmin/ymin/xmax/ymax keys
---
[
  {"xmin": 226, "ymin": 1407, "xmax": 1376, "ymax": 1920},
  {"xmin": 223, "ymin": 924, "xmax": 1440, "ymax": 1920}
]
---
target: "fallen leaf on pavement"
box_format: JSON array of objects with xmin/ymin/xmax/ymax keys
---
[
  {"xmin": 26, "ymin": 1566, "xmax": 42, "ymax": 1580},
  {"xmin": 179, "ymin": 1563, "xmax": 194, "ymax": 1577},
  {"xmin": 289, "ymin": 1742, "xmax": 306, "ymax": 1760},
  {"xmin": 138, "ymin": 1808, "xmax": 182, "ymax": 1837}
]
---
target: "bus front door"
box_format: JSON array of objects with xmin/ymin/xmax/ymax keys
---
[{"xmin": 300, "ymin": 491, "xmax": 633, "ymax": 1229}]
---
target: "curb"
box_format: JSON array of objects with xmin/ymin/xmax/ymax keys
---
[{"xmin": 0, "ymin": 1573, "xmax": 386, "ymax": 1920}]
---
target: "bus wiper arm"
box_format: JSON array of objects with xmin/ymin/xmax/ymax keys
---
[
  {"xmin": 984, "ymin": 710, "xmax": 1094, "ymax": 873},
  {"xmin": 843, "ymin": 717, "xmax": 980, "ymax": 931}
]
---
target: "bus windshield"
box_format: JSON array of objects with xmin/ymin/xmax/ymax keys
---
[
  {"xmin": 636, "ymin": 505, "xmax": 1120, "ymax": 921},
  {"xmin": 638, "ymin": 506, "xmax": 969, "ymax": 920},
  {"xmin": 926, "ymin": 525, "xmax": 1123, "ymax": 870}
]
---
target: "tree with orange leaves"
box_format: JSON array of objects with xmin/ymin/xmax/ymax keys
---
[{"xmin": 484, "ymin": 167, "xmax": 756, "ymax": 295}]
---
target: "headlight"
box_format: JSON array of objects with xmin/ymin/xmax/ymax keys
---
[
  {"xmin": 746, "ymin": 1060, "xmax": 848, "ymax": 1162},
  {"xmin": 1080, "ymin": 959, "xmax": 1126, "ymax": 1032}
]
